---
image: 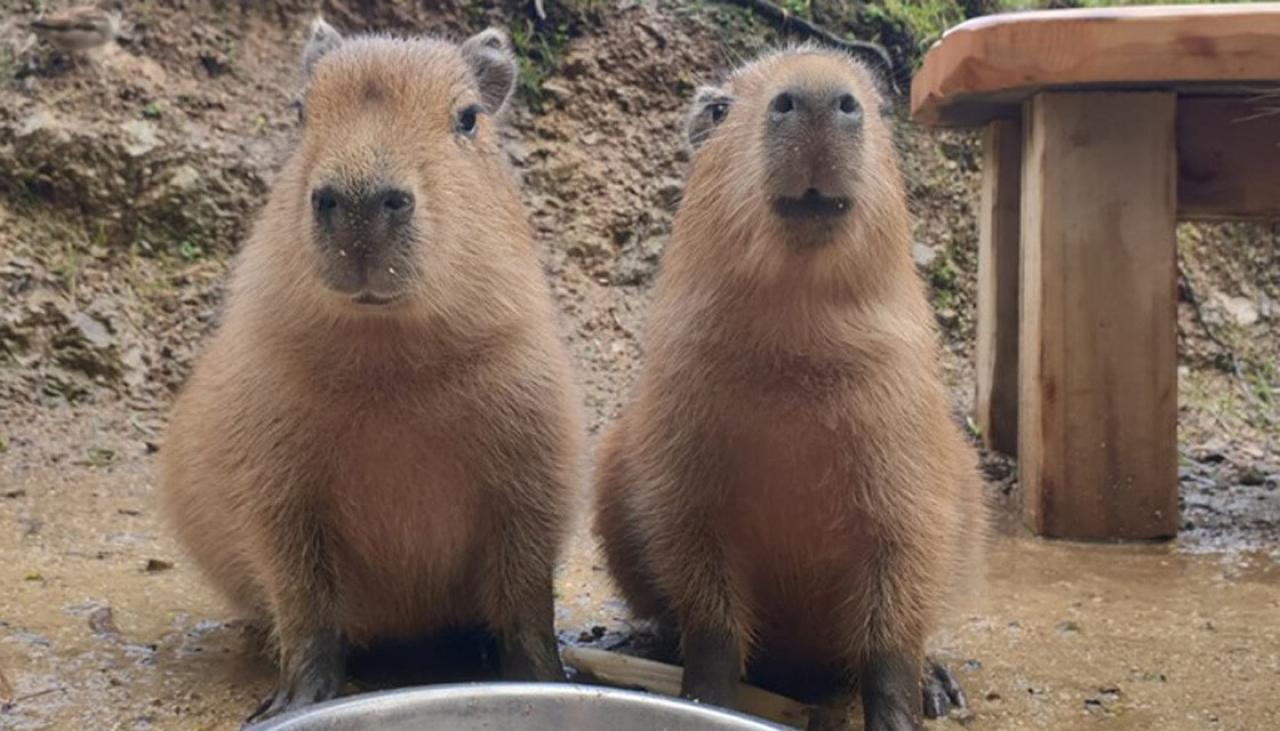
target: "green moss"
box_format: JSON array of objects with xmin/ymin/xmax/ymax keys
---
[
  {"xmin": 880, "ymin": 0, "xmax": 964, "ymax": 55},
  {"xmin": 497, "ymin": 1, "xmax": 604, "ymax": 111},
  {"xmin": 779, "ymin": 0, "xmax": 813, "ymax": 14},
  {"xmin": 929, "ymin": 255, "xmax": 958, "ymax": 290},
  {"xmin": 177, "ymin": 239, "xmax": 205, "ymax": 262}
]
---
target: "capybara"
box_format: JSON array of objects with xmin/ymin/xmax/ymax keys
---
[
  {"xmin": 594, "ymin": 48, "xmax": 985, "ymax": 730},
  {"xmin": 161, "ymin": 19, "xmax": 582, "ymax": 720}
]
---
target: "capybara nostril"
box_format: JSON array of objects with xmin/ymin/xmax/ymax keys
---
[
  {"xmin": 312, "ymin": 186, "xmax": 341, "ymax": 219},
  {"xmin": 377, "ymin": 188, "xmax": 415, "ymax": 222}
]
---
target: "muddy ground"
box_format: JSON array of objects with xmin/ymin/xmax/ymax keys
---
[{"xmin": 1, "ymin": 1, "xmax": 1278, "ymax": 729}]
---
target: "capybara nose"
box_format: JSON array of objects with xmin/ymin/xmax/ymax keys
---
[
  {"xmin": 769, "ymin": 90, "xmax": 797, "ymax": 119},
  {"xmin": 373, "ymin": 188, "xmax": 415, "ymax": 225},
  {"xmin": 835, "ymin": 92, "xmax": 862, "ymax": 126},
  {"xmin": 769, "ymin": 88, "xmax": 862, "ymax": 130},
  {"xmin": 311, "ymin": 185, "xmax": 415, "ymax": 230},
  {"xmin": 312, "ymin": 185, "xmax": 342, "ymax": 222}
]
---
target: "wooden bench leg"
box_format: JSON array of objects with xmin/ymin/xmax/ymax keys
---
[
  {"xmin": 976, "ymin": 118, "xmax": 1022, "ymax": 457},
  {"xmin": 1019, "ymin": 92, "xmax": 1179, "ymax": 540}
]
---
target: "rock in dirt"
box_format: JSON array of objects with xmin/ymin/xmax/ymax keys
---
[
  {"xmin": 1208, "ymin": 292, "xmax": 1260, "ymax": 327},
  {"xmin": 913, "ymin": 242, "xmax": 939, "ymax": 269},
  {"xmin": 54, "ymin": 311, "xmax": 121, "ymax": 381},
  {"xmin": 1237, "ymin": 464, "xmax": 1267, "ymax": 486},
  {"xmin": 88, "ymin": 606, "xmax": 120, "ymax": 637},
  {"xmin": 143, "ymin": 558, "xmax": 173, "ymax": 573},
  {"xmin": 612, "ymin": 235, "xmax": 666, "ymax": 286},
  {"xmin": 120, "ymin": 120, "xmax": 160, "ymax": 158}
]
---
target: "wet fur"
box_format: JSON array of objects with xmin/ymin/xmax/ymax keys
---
[
  {"xmin": 161, "ymin": 27, "xmax": 581, "ymax": 714},
  {"xmin": 594, "ymin": 48, "xmax": 985, "ymax": 725}
]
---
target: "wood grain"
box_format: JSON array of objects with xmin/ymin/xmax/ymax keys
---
[
  {"xmin": 911, "ymin": 4, "xmax": 1280, "ymax": 127},
  {"xmin": 562, "ymin": 647, "xmax": 811, "ymax": 728},
  {"xmin": 976, "ymin": 119, "xmax": 1022, "ymax": 457},
  {"xmin": 1019, "ymin": 92, "xmax": 1179, "ymax": 540}
]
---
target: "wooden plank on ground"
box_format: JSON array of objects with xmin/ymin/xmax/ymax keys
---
[
  {"xmin": 1019, "ymin": 92, "xmax": 1179, "ymax": 540},
  {"xmin": 562, "ymin": 646, "xmax": 810, "ymax": 728}
]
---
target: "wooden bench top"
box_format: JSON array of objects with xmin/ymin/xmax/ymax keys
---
[{"xmin": 911, "ymin": 3, "xmax": 1280, "ymax": 127}]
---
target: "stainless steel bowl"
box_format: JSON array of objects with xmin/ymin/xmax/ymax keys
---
[{"xmin": 247, "ymin": 683, "xmax": 788, "ymax": 730}]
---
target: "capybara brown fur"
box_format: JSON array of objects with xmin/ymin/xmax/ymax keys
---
[
  {"xmin": 161, "ymin": 19, "xmax": 582, "ymax": 721},
  {"xmin": 594, "ymin": 48, "xmax": 985, "ymax": 731}
]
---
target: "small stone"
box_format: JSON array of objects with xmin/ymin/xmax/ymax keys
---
[
  {"xmin": 121, "ymin": 120, "xmax": 160, "ymax": 158},
  {"xmin": 1220, "ymin": 294, "xmax": 1259, "ymax": 327},
  {"xmin": 144, "ymin": 558, "xmax": 174, "ymax": 573},
  {"xmin": 168, "ymin": 165, "xmax": 201, "ymax": 191},
  {"xmin": 612, "ymin": 235, "xmax": 666, "ymax": 286},
  {"xmin": 541, "ymin": 81, "xmax": 571, "ymax": 104},
  {"xmin": 1258, "ymin": 295, "xmax": 1275, "ymax": 321},
  {"xmin": 69, "ymin": 312, "xmax": 114, "ymax": 350},
  {"xmin": 561, "ymin": 55, "xmax": 593, "ymax": 79},
  {"xmin": 1194, "ymin": 449, "xmax": 1227, "ymax": 465},
  {"xmin": 655, "ymin": 177, "xmax": 683, "ymax": 209},
  {"xmin": 1237, "ymin": 464, "xmax": 1266, "ymax": 486},
  {"xmin": 16, "ymin": 110, "xmax": 69, "ymax": 142},
  {"xmin": 89, "ymin": 606, "xmax": 120, "ymax": 636},
  {"xmin": 913, "ymin": 242, "xmax": 938, "ymax": 269},
  {"xmin": 1056, "ymin": 620, "xmax": 1082, "ymax": 634}
]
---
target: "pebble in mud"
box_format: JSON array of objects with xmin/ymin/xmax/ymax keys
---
[{"xmin": 88, "ymin": 606, "xmax": 120, "ymax": 636}]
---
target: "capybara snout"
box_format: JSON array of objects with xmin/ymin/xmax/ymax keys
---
[{"xmin": 309, "ymin": 181, "xmax": 419, "ymax": 300}]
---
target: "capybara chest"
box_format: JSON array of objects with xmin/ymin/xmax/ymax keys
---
[
  {"xmin": 719, "ymin": 401, "xmax": 875, "ymax": 658},
  {"xmin": 326, "ymin": 407, "xmax": 485, "ymax": 641},
  {"xmin": 722, "ymin": 405, "xmax": 871, "ymax": 559}
]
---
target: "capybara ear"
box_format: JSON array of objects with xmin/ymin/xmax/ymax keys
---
[
  {"xmin": 301, "ymin": 16, "xmax": 343, "ymax": 82},
  {"xmin": 461, "ymin": 28, "xmax": 517, "ymax": 114},
  {"xmin": 686, "ymin": 85, "xmax": 731, "ymax": 150}
]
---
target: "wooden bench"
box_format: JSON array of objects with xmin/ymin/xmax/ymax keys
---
[{"xmin": 910, "ymin": 4, "xmax": 1280, "ymax": 540}]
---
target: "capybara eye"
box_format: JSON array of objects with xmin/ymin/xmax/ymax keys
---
[
  {"xmin": 838, "ymin": 93, "xmax": 860, "ymax": 116},
  {"xmin": 456, "ymin": 104, "xmax": 481, "ymax": 136},
  {"xmin": 771, "ymin": 92, "xmax": 795, "ymax": 115},
  {"xmin": 709, "ymin": 102, "xmax": 729, "ymax": 124}
]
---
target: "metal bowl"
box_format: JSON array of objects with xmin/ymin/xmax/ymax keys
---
[{"xmin": 247, "ymin": 683, "xmax": 787, "ymax": 730}]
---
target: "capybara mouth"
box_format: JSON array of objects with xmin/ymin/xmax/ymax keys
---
[
  {"xmin": 351, "ymin": 291, "xmax": 403, "ymax": 307},
  {"xmin": 773, "ymin": 190, "xmax": 852, "ymax": 220}
]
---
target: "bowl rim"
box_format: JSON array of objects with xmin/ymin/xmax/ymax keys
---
[{"xmin": 245, "ymin": 681, "xmax": 789, "ymax": 730}]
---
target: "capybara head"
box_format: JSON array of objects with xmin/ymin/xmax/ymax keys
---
[
  {"xmin": 288, "ymin": 19, "xmax": 522, "ymax": 311},
  {"xmin": 682, "ymin": 48, "xmax": 899, "ymax": 252}
]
